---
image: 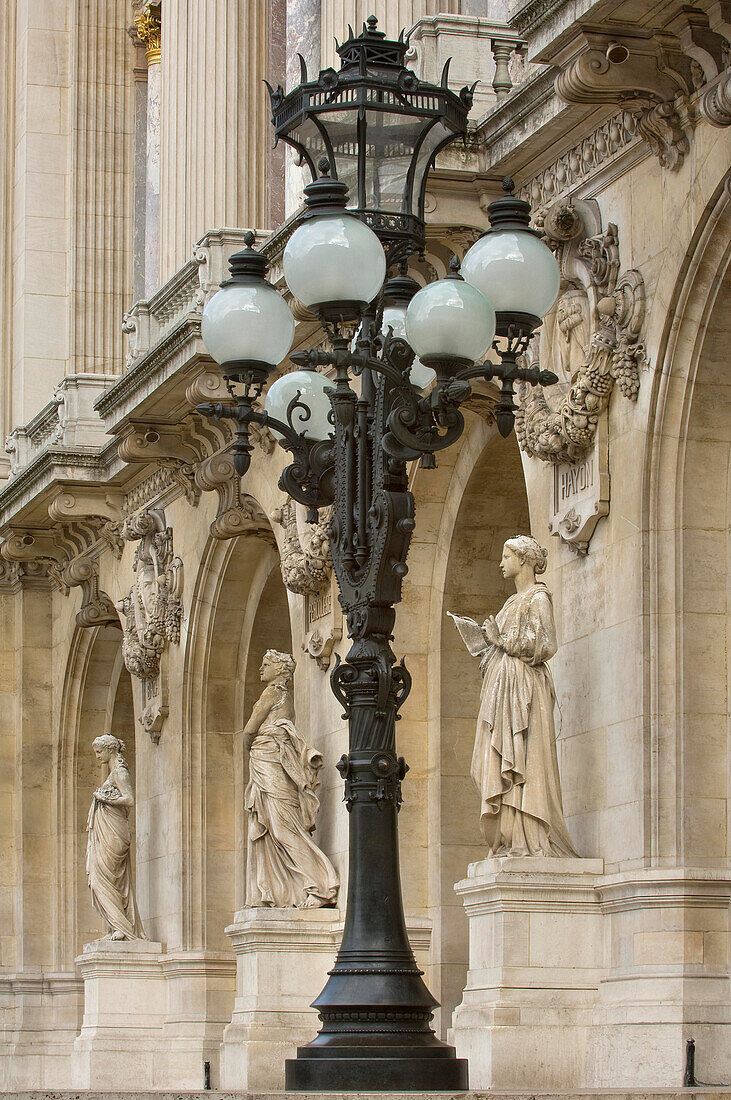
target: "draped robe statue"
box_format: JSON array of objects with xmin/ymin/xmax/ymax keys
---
[
  {"xmin": 450, "ymin": 536, "xmax": 577, "ymax": 858},
  {"xmin": 86, "ymin": 735, "xmax": 145, "ymax": 939},
  {"xmin": 244, "ymin": 650, "xmax": 339, "ymax": 908}
]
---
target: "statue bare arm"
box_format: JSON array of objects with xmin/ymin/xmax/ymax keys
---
[{"xmin": 243, "ymin": 682, "xmax": 279, "ymax": 747}]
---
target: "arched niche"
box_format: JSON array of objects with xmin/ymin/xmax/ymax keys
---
[
  {"xmin": 436, "ymin": 424, "xmax": 531, "ymax": 1029},
  {"xmin": 644, "ymin": 172, "xmax": 731, "ymax": 866},
  {"xmin": 183, "ymin": 526, "xmax": 292, "ymax": 951},
  {"xmin": 57, "ymin": 620, "xmax": 135, "ymax": 962}
]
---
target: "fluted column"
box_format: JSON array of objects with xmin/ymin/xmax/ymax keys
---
[
  {"xmin": 69, "ymin": 0, "xmax": 134, "ymax": 375},
  {"xmin": 285, "ymin": 0, "xmax": 321, "ymax": 217},
  {"xmin": 135, "ymin": 3, "xmax": 162, "ymax": 298},
  {"xmin": 159, "ymin": 0, "xmax": 270, "ymax": 284},
  {"xmin": 320, "ymin": 0, "xmax": 458, "ymax": 69}
]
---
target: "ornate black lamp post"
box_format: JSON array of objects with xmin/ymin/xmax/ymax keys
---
[{"xmin": 198, "ymin": 18, "xmax": 559, "ymax": 1092}]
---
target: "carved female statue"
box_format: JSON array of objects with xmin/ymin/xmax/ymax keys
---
[
  {"xmin": 86, "ymin": 735, "xmax": 145, "ymax": 939},
  {"xmin": 244, "ymin": 650, "xmax": 339, "ymax": 909},
  {"xmin": 450, "ymin": 536, "xmax": 577, "ymax": 857}
]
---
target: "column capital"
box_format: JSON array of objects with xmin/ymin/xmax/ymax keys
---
[{"xmin": 135, "ymin": 2, "xmax": 161, "ymax": 65}]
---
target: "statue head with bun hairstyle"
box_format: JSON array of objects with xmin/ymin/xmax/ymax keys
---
[{"xmin": 503, "ymin": 535, "xmax": 549, "ymax": 576}]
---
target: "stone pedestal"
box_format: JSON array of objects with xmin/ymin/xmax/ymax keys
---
[
  {"xmin": 451, "ymin": 855, "xmax": 604, "ymax": 1089},
  {"xmin": 72, "ymin": 938, "xmax": 166, "ymax": 1090},
  {"xmin": 219, "ymin": 907, "xmax": 341, "ymax": 1091}
]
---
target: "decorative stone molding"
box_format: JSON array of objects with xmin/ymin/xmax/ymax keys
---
[
  {"xmin": 515, "ymin": 199, "xmax": 647, "ymax": 465},
  {"xmin": 48, "ymin": 488, "xmax": 123, "ymax": 525},
  {"xmin": 271, "ymin": 497, "xmax": 340, "ymax": 671},
  {"xmin": 116, "ymin": 507, "xmax": 183, "ymax": 686},
  {"xmin": 521, "ymin": 110, "xmax": 640, "ymax": 212},
  {"xmin": 553, "ymin": 26, "xmax": 697, "ymax": 170},
  {"xmin": 547, "ymin": 411, "xmax": 610, "ymax": 556},
  {"xmin": 700, "ymin": 69, "xmax": 731, "ymax": 125},
  {"xmin": 118, "ymin": 422, "xmax": 201, "ymax": 506},
  {"xmin": 48, "ymin": 554, "xmax": 120, "ymax": 629},
  {"xmin": 195, "ymin": 451, "xmax": 274, "ymax": 542},
  {"xmin": 271, "ymin": 497, "xmax": 332, "ymax": 597}
]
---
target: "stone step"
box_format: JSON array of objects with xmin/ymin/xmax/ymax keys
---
[{"xmin": 3, "ymin": 1090, "xmax": 731, "ymax": 1100}]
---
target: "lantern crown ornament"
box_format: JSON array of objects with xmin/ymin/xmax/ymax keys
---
[{"xmin": 266, "ymin": 16, "xmax": 475, "ymax": 265}]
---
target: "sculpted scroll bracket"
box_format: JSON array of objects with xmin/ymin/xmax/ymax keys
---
[
  {"xmin": 515, "ymin": 198, "xmax": 648, "ymax": 472},
  {"xmin": 115, "ymin": 506, "xmax": 183, "ymax": 740},
  {"xmin": 554, "ymin": 19, "xmax": 731, "ymax": 170},
  {"xmin": 195, "ymin": 450, "xmax": 275, "ymax": 543}
]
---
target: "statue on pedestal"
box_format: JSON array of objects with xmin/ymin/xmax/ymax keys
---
[
  {"xmin": 244, "ymin": 649, "xmax": 339, "ymax": 908},
  {"xmin": 86, "ymin": 734, "xmax": 145, "ymax": 939},
  {"xmin": 450, "ymin": 536, "xmax": 577, "ymax": 858}
]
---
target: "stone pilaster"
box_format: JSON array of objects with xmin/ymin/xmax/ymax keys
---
[
  {"xmin": 158, "ymin": 0, "xmax": 270, "ymax": 284},
  {"xmin": 135, "ymin": 3, "xmax": 162, "ymax": 297},
  {"xmin": 69, "ymin": 0, "xmax": 135, "ymax": 375}
]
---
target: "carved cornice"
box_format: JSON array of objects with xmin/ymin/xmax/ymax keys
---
[
  {"xmin": 95, "ymin": 317, "xmax": 202, "ymax": 420},
  {"xmin": 135, "ymin": 2, "xmax": 161, "ymax": 64},
  {"xmin": 509, "ymin": 0, "xmax": 569, "ymax": 39},
  {"xmin": 520, "ymin": 109, "xmax": 640, "ymax": 211}
]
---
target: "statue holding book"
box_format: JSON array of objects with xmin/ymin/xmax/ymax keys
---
[{"xmin": 449, "ymin": 535, "xmax": 577, "ymax": 858}]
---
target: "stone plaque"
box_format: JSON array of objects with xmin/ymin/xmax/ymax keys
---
[
  {"xmin": 548, "ymin": 412, "xmax": 609, "ymax": 554},
  {"xmin": 303, "ymin": 573, "xmax": 342, "ymax": 671}
]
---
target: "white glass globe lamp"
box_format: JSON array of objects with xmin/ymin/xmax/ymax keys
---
[
  {"xmin": 283, "ymin": 162, "xmax": 386, "ymax": 323},
  {"xmin": 264, "ymin": 369, "xmax": 333, "ymax": 442},
  {"xmin": 201, "ymin": 231, "xmax": 295, "ymax": 384},
  {"xmin": 405, "ymin": 268, "xmax": 495, "ymax": 374},
  {"xmin": 460, "ymin": 178, "xmax": 560, "ymax": 331}
]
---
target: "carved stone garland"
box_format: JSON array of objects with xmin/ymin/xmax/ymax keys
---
[
  {"xmin": 116, "ymin": 506, "xmax": 183, "ymax": 679},
  {"xmin": 515, "ymin": 198, "xmax": 647, "ymax": 466},
  {"xmin": 271, "ymin": 497, "xmax": 342, "ymax": 671}
]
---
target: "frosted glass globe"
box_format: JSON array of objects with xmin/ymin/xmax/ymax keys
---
[
  {"xmin": 405, "ymin": 279, "xmax": 495, "ymax": 364},
  {"xmin": 264, "ymin": 370, "xmax": 333, "ymax": 441},
  {"xmin": 201, "ymin": 281, "xmax": 295, "ymax": 366},
  {"xmin": 460, "ymin": 229, "xmax": 560, "ymax": 319},
  {"xmin": 381, "ymin": 305, "xmax": 436, "ymax": 389},
  {"xmin": 283, "ymin": 213, "xmax": 386, "ymax": 310}
]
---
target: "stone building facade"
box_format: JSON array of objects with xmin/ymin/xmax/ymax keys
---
[{"xmin": 0, "ymin": 0, "xmax": 729, "ymax": 1092}]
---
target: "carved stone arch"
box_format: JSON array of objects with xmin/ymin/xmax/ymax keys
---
[
  {"xmin": 55, "ymin": 622, "xmax": 136, "ymax": 966},
  {"xmin": 180, "ymin": 504, "xmax": 293, "ymax": 954},
  {"xmin": 643, "ymin": 171, "xmax": 731, "ymax": 867}
]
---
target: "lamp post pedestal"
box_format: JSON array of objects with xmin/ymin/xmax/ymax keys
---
[{"xmin": 285, "ymin": 632, "xmax": 468, "ymax": 1091}]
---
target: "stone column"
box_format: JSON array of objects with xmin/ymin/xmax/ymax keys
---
[
  {"xmin": 134, "ymin": 3, "xmax": 162, "ymax": 298},
  {"xmin": 284, "ymin": 0, "xmax": 321, "ymax": 218},
  {"xmin": 159, "ymin": 0, "xmax": 270, "ymax": 283}
]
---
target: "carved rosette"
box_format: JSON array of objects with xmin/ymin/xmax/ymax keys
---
[{"xmin": 515, "ymin": 199, "xmax": 647, "ymax": 466}]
